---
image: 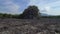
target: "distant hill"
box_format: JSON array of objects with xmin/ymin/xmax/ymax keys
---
[
  {"xmin": 41, "ymin": 13, "xmax": 48, "ymax": 16},
  {"xmin": 41, "ymin": 13, "xmax": 59, "ymax": 16}
]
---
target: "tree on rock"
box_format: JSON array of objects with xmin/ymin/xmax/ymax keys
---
[{"xmin": 19, "ymin": 6, "xmax": 40, "ymax": 19}]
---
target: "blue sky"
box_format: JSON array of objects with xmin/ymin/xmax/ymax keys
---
[{"xmin": 0, "ymin": 0, "xmax": 60, "ymax": 15}]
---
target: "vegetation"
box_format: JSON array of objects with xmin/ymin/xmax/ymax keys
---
[
  {"xmin": 18, "ymin": 6, "xmax": 40, "ymax": 19},
  {"xmin": 0, "ymin": 5, "xmax": 60, "ymax": 19},
  {"xmin": 41, "ymin": 16, "xmax": 60, "ymax": 18},
  {"xmin": 0, "ymin": 13, "xmax": 19, "ymax": 18},
  {"xmin": 0, "ymin": 5, "xmax": 41, "ymax": 19}
]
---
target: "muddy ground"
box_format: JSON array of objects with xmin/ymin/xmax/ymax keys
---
[{"xmin": 0, "ymin": 18, "xmax": 60, "ymax": 34}]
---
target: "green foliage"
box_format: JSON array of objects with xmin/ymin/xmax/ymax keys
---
[
  {"xmin": 41, "ymin": 16, "xmax": 60, "ymax": 18},
  {"xmin": 0, "ymin": 13, "xmax": 17, "ymax": 18},
  {"xmin": 18, "ymin": 5, "xmax": 40, "ymax": 19},
  {"xmin": 17, "ymin": 14, "xmax": 24, "ymax": 19},
  {"xmin": 0, "ymin": 5, "xmax": 60, "ymax": 19},
  {"xmin": 0, "ymin": 5, "xmax": 41, "ymax": 19}
]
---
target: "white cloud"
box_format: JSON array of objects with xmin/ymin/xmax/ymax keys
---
[
  {"xmin": 29, "ymin": 0, "xmax": 40, "ymax": 5},
  {"xmin": 7, "ymin": 4, "xmax": 20, "ymax": 14},
  {"xmin": 0, "ymin": 0, "xmax": 60, "ymax": 15},
  {"xmin": 40, "ymin": 6, "xmax": 51, "ymax": 14},
  {"xmin": 44, "ymin": 6, "xmax": 51, "ymax": 11},
  {"xmin": 0, "ymin": 0, "xmax": 20, "ymax": 14}
]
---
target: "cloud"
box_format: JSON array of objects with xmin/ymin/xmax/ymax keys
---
[
  {"xmin": 37, "ymin": 0, "xmax": 60, "ymax": 15},
  {"xmin": 0, "ymin": 0, "xmax": 20, "ymax": 14},
  {"xmin": 44, "ymin": 6, "xmax": 51, "ymax": 12},
  {"xmin": 40, "ymin": 6, "xmax": 51, "ymax": 14},
  {"xmin": 29, "ymin": 0, "xmax": 36, "ymax": 5},
  {"xmin": 0, "ymin": 0, "xmax": 60, "ymax": 15}
]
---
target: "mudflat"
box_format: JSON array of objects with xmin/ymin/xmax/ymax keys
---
[{"xmin": 0, "ymin": 18, "xmax": 60, "ymax": 34}]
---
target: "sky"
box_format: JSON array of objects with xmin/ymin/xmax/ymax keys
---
[{"xmin": 0, "ymin": 0, "xmax": 60, "ymax": 15}]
